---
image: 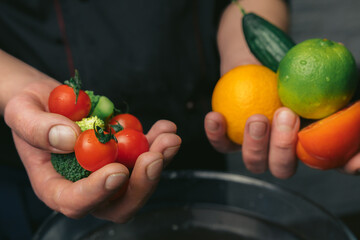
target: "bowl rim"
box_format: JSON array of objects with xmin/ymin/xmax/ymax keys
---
[{"xmin": 33, "ymin": 170, "xmax": 357, "ymax": 240}]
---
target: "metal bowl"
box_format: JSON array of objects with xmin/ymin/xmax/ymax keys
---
[{"xmin": 34, "ymin": 171, "xmax": 356, "ymax": 240}]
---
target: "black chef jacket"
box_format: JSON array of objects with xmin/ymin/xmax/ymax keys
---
[
  {"xmin": 0, "ymin": 1, "xmax": 229, "ymax": 238},
  {"xmin": 0, "ymin": 0, "xmax": 229, "ymax": 170}
]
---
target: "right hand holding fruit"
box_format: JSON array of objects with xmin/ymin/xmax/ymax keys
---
[
  {"xmin": 207, "ymin": 64, "xmax": 301, "ymax": 179},
  {"xmin": 209, "ymin": 38, "xmax": 359, "ymax": 177},
  {"xmin": 205, "ymin": 107, "xmax": 300, "ymax": 179}
]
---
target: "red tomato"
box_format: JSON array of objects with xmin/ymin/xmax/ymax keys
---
[
  {"xmin": 48, "ymin": 85, "xmax": 91, "ymax": 121},
  {"xmin": 75, "ymin": 129, "xmax": 118, "ymax": 172},
  {"xmin": 109, "ymin": 113, "xmax": 143, "ymax": 132},
  {"xmin": 115, "ymin": 128, "xmax": 149, "ymax": 169}
]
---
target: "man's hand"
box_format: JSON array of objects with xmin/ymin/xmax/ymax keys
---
[
  {"xmin": 205, "ymin": 107, "xmax": 300, "ymax": 179},
  {"xmin": 212, "ymin": 0, "xmax": 300, "ymax": 179},
  {"xmin": 4, "ymin": 81, "xmax": 181, "ymax": 223}
]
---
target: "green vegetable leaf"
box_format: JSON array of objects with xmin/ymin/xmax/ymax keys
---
[
  {"xmin": 64, "ymin": 69, "xmax": 82, "ymax": 103},
  {"xmin": 94, "ymin": 124, "xmax": 117, "ymax": 144},
  {"xmin": 109, "ymin": 121, "xmax": 124, "ymax": 133},
  {"xmin": 85, "ymin": 90, "xmax": 101, "ymax": 115}
]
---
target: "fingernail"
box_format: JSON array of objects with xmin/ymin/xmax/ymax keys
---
[
  {"xmin": 146, "ymin": 159, "xmax": 163, "ymax": 181},
  {"xmin": 249, "ymin": 121, "xmax": 267, "ymax": 140},
  {"xmin": 105, "ymin": 173, "xmax": 128, "ymax": 190},
  {"xmin": 206, "ymin": 119, "xmax": 219, "ymax": 132},
  {"xmin": 49, "ymin": 125, "xmax": 78, "ymax": 151},
  {"xmin": 276, "ymin": 110, "xmax": 296, "ymax": 132},
  {"xmin": 163, "ymin": 145, "xmax": 181, "ymax": 159}
]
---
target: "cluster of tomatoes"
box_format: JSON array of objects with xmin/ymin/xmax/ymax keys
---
[
  {"xmin": 74, "ymin": 113, "xmax": 149, "ymax": 172},
  {"xmin": 48, "ymin": 71, "xmax": 149, "ymax": 172}
]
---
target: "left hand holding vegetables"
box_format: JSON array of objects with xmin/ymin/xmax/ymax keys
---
[
  {"xmin": 212, "ymin": 0, "xmax": 360, "ymax": 178},
  {"xmin": 4, "ymin": 68, "xmax": 181, "ymax": 222}
]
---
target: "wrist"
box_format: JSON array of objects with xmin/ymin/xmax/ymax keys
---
[{"xmin": 220, "ymin": 54, "xmax": 260, "ymax": 76}]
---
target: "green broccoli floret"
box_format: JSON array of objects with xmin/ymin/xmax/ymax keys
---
[
  {"xmin": 85, "ymin": 90, "xmax": 100, "ymax": 115},
  {"xmin": 76, "ymin": 115, "xmax": 105, "ymax": 132},
  {"xmin": 51, "ymin": 116, "xmax": 104, "ymax": 182},
  {"xmin": 51, "ymin": 152, "xmax": 91, "ymax": 182}
]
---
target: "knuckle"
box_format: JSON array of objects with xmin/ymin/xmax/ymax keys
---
[
  {"xmin": 243, "ymin": 145, "xmax": 268, "ymax": 161},
  {"xmin": 271, "ymin": 160, "xmax": 296, "ymax": 179},
  {"xmin": 248, "ymin": 166, "xmax": 267, "ymax": 174},
  {"xmin": 114, "ymin": 215, "xmax": 133, "ymax": 224},
  {"xmin": 160, "ymin": 133, "xmax": 182, "ymax": 147},
  {"xmin": 273, "ymin": 170, "xmax": 294, "ymax": 179},
  {"xmin": 54, "ymin": 192, "xmax": 85, "ymax": 220},
  {"xmin": 107, "ymin": 213, "xmax": 134, "ymax": 224},
  {"xmin": 244, "ymin": 156, "xmax": 267, "ymax": 173},
  {"xmin": 272, "ymin": 131, "xmax": 297, "ymax": 150},
  {"xmin": 28, "ymin": 120, "xmax": 45, "ymax": 146},
  {"xmin": 243, "ymin": 151, "xmax": 266, "ymax": 164},
  {"xmin": 155, "ymin": 120, "xmax": 177, "ymax": 133},
  {"xmin": 248, "ymin": 146, "xmax": 266, "ymax": 155},
  {"xmin": 158, "ymin": 133, "xmax": 173, "ymax": 144},
  {"xmin": 273, "ymin": 139, "xmax": 294, "ymax": 150},
  {"xmin": 60, "ymin": 208, "xmax": 84, "ymax": 219},
  {"xmin": 248, "ymin": 156, "xmax": 267, "ymax": 166}
]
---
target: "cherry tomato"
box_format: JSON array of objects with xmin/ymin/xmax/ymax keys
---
[
  {"xmin": 109, "ymin": 113, "xmax": 143, "ymax": 132},
  {"xmin": 115, "ymin": 128, "xmax": 149, "ymax": 169},
  {"xmin": 48, "ymin": 85, "xmax": 91, "ymax": 121},
  {"xmin": 75, "ymin": 129, "xmax": 118, "ymax": 172}
]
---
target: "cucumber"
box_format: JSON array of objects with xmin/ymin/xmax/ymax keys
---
[
  {"xmin": 233, "ymin": 1, "xmax": 296, "ymax": 72},
  {"xmin": 243, "ymin": 13, "xmax": 295, "ymax": 72}
]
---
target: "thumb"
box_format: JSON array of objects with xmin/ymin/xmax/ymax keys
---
[{"xmin": 4, "ymin": 90, "xmax": 81, "ymax": 153}]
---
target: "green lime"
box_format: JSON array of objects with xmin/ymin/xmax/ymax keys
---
[{"xmin": 277, "ymin": 38, "xmax": 358, "ymax": 119}]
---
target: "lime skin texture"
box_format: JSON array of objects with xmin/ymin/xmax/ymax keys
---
[{"xmin": 278, "ymin": 38, "xmax": 358, "ymax": 119}]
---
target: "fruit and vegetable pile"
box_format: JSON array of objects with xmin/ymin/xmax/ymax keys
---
[
  {"xmin": 213, "ymin": 1, "xmax": 360, "ymax": 170},
  {"xmin": 49, "ymin": 71, "xmax": 149, "ymax": 182}
]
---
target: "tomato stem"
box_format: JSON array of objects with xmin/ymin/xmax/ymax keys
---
[
  {"xmin": 94, "ymin": 124, "xmax": 117, "ymax": 143},
  {"xmin": 109, "ymin": 121, "xmax": 124, "ymax": 133}
]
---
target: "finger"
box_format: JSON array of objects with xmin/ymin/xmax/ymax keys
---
[
  {"xmin": 339, "ymin": 152, "xmax": 360, "ymax": 174},
  {"xmin": 13, "ymin": 133, "xmax": 130, "ymax": 219},
  {"xmin": 146, "ymin": 120, "xmax": 177, "ymax": 145},
  {"xmin": 5, "ymin": 86, "xmax": 81, "ymax": 153},
  {"xmin": 149, "ymin": 133, "xmax": 181, "ymax": 165},
  {"xmin": 269, "ymin": 108, "xmax": 300, "ymax": 179},
  {"xmin": 242, "ymin": 114, "xmax": 270, "ymax": 174},
  {"xmin": 92, "ymin": 152, "xmax": 164, "ymax": 223},
  {"xmin": 53, "ymin": 163, "xmax": 130, "ymax": 218},
  {"xmin": 204, "ymin": 111, "xmax": 241, "ymax": 152}
]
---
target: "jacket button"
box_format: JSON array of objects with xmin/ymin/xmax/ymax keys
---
[{"xmin": 186, "ymin": 101, "xmax": 194, "ymax": 110}]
